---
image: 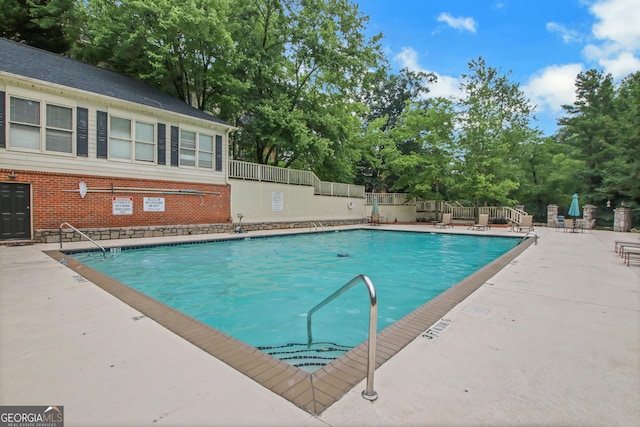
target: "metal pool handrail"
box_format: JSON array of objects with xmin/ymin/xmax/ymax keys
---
[
  {"xmin": 521, "ymin": 231, "xmax": 538, "ymax": 245},
  {"xmin": 59, "ymin": 222, "xmax": 107, "ymax": 256},
  {"xmin": 310, "ymin": 222, "xmax": 325, "ymax": 232},
  {"xmin": 306, "ymin": 274, "xmax": 378, "ymax": 401}
]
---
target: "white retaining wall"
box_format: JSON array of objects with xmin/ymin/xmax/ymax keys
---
[{"xmin": 229, "ymin": 179, "xmax": 366, "ymax": 223}]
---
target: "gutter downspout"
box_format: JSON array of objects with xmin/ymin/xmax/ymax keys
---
[
  {"xmin": 225, "ymin": 127, "xmax": 238, "ymax": 224},
  {"xmin": 224, "ymin": 126, "xmax": 236, "ymax": 186}
]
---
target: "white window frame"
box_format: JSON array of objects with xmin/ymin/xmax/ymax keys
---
[
  {"xmin": 108, "ymin": 116, "xmax": 133, "ymax": 160},
  {"xmin": 179, "ymin": 129, "xmax": 196, "ymax": 167},
  {"xmin": 179, "ymin": 128, "xmax": 215, "ymax": 169},
  {"xmin": 45, "ymin": 103, "xmax": 73, "ymax": 154},
  {"xmin": 109, "ymin": 115, "xmax": 156, "ymax": 163},
  {"xmin": 8, "ymin": 95, "xmax": 75, "ymax": 155},
  {"xmin": 134, "ymin": 121, "xmax": 155, "ymax": 163},
  {"xmin": 198, "ymin": 133, "xmax": 214, "ymax": 169}
]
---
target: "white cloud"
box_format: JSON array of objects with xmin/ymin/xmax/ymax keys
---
[
  {"xmin": 428, "ymin": 74, "xmax": 462, "ymax": 99},
  {"xmin": 436, "ymin": 13, "xmax": 477, "ymax": 34},
  {"xmin": 546, "ymin": 22, "xmax": 583, "ymax": 43},
  {"xmin": 523, "ymin": 64, "xmax": 583, "ymax": 114},
  {"xmin": 591, "ymin": 0, "xmax": 640, "ymax": 49},
  {"xmin": 582, "ymin": 42, "xmax": 609, "ymax": 62},
  {"xmin": 599, "ymin": 51, "xmax": 640, "ymax": 77},
  {"xmin": 393, "ymin": 47, "xmax": 421, "ymax": 72},
  {"xmin": 584, "ymin": 0, "xmax": 640, "ymax": 77},
  {"xmin": 393, "ymin": 47, "xmax": 461, "ymax": 100}
]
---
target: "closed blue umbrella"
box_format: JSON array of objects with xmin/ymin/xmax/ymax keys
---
[
  {"xmin": 370, "ymin": 195, "xmax": 380, "ymax": 224},
  {"xmin": 568, "ymin": 193, "xmax": 580, "ymax": 218}
]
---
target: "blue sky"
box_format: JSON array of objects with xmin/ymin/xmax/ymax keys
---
[{"xmin": 356, "ymin": 0, "xmax": 640, "ymax": 136}]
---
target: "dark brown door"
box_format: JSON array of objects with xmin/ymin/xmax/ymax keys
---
[{"xmin": 0, "ymin": 183, "xmax": 31, "ymax": 240}]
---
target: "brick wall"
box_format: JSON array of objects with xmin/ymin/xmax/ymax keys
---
[{"xmin": 1, "ymin": 169, "xmax": 231, "ymax": 231}]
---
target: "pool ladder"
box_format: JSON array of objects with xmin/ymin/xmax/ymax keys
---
[
  {"xmin": 310, "ymin": 222, "xmax": 325, "ymax": 232},
  {"xmin": 59, "ymin": 222, "xmax": 107, "ymax": 257},
  {"xmin": 306, "ymin": 274, "xmax": 378, "ymax": 401},
  {"xmin": 521, "ymin": 231, "xmax": 538, "ymax": 245}
]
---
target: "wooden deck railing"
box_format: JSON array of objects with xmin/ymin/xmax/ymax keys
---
[
  {"xmin": 228, "ymin": 160, "xmax": 364, "ymax": 198},
  {"xmin": 366, "ymin": 192, "xmax": 528, "ymax": 222},
  {"xmin": 479, "ymin": 206, "xmax": 526, "ymax": 225},
  {"xmin": 366, "ymin": 193, "xmax": 414, "ymax": 205}
]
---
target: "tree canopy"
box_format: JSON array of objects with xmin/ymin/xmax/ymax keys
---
[
  {"xmin": 452, "ymin": 57, "xmax": 538, "ymax": 209},
  {"xmin": 558, "ymin": 69, "xmax": 640, "ymax": 223},
  {"xmin": 0, "ymin": 0, "xmax": 78, "ymax": 53},
  {"xmin": 4, "ymin": 0, "xmax": 639, "ymax": 225}
]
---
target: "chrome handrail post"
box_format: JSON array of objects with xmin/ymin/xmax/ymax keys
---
[
  {"xmin": 307, "ymin": 274, "xmax": 378, "ymax": 401},
  {"xmin": 59, "ymin": 222, "xmax": 107, "ymax": 257},
  {"xmin": 361, "ymin": 274, "xmax": 378, "ymax": 401}
]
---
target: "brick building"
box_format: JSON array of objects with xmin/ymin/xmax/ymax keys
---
[{"xmin": 0, "ymin": 39, "xmax": 235, "ymax": 242}]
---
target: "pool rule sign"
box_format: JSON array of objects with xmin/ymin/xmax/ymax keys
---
[
  {"xmin": 112, "ymin": 196, "xmax": 133, "ymax": 215},
  {"xmin": 143, "ymin": 197, "xmax": 165, "ymax": 212}
]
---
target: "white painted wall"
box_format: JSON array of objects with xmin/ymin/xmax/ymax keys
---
[
  {"xmin": 230, "ymin": 179, "xmax": 366, "ymax": 223},
  {"xmin": 373, "ymin": 205, "xmax": 417, "ymax": 223}
]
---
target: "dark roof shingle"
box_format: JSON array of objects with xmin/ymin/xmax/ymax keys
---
[{"xmin": 0, "ymin": 38, "xmax": 230, "ymax": 127}]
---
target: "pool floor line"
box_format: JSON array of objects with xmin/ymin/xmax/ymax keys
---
[{"xmin": 44, "ymin": 233, "xmax": 534, "ymax": 415}]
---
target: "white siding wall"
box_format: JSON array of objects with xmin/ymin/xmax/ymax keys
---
[{"xmin": 0, "ymin": 76, "xmax": 230, "ymax": 185}]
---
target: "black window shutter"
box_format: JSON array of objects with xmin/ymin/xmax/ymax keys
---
[
  {"xmin": 157, "ymin": 123, "xmax": 166, "ymax": 165},
  {"xmin": 0, "ymin": 91, "xmax": 5, "ymax": 148},
  {"xmin": 170, "ymin": 126, "xmax": 179, "ymax": 166},
  {"xmin": 215, "ymin": 135, "xmax": 223, "ymax": 171},
  {"xmin": 76, "ymin": 107, "xmax": 88, "ymax": 156},
  {"xmin": 96, "ymin": 110, "xmax": 108, "ymax": 158}
]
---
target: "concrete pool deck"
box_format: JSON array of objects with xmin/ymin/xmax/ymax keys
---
[{"xmin": 1, "ymin": 225, "xmax": 639, "ymax": 426}]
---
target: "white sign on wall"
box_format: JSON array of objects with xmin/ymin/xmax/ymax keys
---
[
  {"xmin": 144, "ymin": 197, "xmax": 165, "ymax": 212},
  {"xmin": 112, "ymin": 196, "xmax": 133, "ymax": 215},
  {"xmin": 272, "ymin": 192, "xmax": 284, "ymax": 211}
]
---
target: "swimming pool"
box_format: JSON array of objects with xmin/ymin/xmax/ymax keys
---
[
  {"xmin": 69, "ymin": 229, "xmax": 518, "ymax": 369},
  {"xmin": 53, "ymin": 226, "xmax": 533, "ymax": 414}
]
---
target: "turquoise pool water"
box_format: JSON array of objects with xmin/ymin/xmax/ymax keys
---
[{"xmin": 70, "ymin": 230, "xmax": 518, "ymax": 364}]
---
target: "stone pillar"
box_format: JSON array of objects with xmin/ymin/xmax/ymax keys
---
[
  {"xmin": 547, "ymin": 204, "xmax": 558, "ymax": 227},
  {"xmin": 613, "ymin": 207, "xmax": 632, "ymax": 232},
  {"xmin": 582, "ymin": 205, "xmax": 596, "ymax": 223}
]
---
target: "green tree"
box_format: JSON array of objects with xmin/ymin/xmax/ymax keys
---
[
  {"xmin": 354, "ymin": 67, "xmax": 436, "ymax": 191},
  {"xmin": 597, "ymin": 71, "xmax": 640, "ymax": 225},
  {"xmin": 558, "ymin": 69, "xmax": 617, "ymax": 207},
  {"xmin": 350, "ymin": 117, "xmax": 389, "ymax": 192},
  {"xmin": 0, "ymin": 0, "xmax": 79, "ymax": 53},
  {"xmin": 229, "ymin": 0, "xmax": 385, "ymax": 174},
  {"xmin": 610, "ymin": 72, "xmax": 640, "ymax": 209},
  {"xmin": 75, "ymin": 0, "xmax": 240, "ymax": 113},
  {"xmin": 358, "ymin": 67, "xmax": 436, "ymax": 132},
  {"xmin": 383, "ymin": 98, "xmax": 455, "ymax": 201},
  {"xmin": 514, "ymin": 135, "xmax": 583, "ymax": 220},
  {"xmin": 451, "ymin": 57, "xmax": 538, "ymax": 214}
]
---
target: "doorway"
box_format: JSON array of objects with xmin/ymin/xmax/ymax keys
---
[{"xmin": 0, "ymin": 182, "xmax": 31, "ymax": 240}]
